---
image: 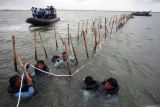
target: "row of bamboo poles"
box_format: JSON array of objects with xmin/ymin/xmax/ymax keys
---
[{"xmin": 12, "ymin": 14, "xmax": 133, "ymax": 77}]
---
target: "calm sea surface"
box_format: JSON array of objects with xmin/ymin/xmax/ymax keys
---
[{"xmin": 0, "ymin": 10, "xmax": 160, "ymax": 107}]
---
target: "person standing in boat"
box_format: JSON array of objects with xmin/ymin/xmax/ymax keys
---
[
  {"xmin": 44, "ymin": 8, "xmax": 49, "ymax": 19},
  {"xmin": 34, "ymin": 7, "xmax": 38, "ymax": 18},
  {"xmin": 50, "ymin": 6, "xmax": 55, "ymax": 18},
  {"xmin": 31, "ymin": 7, "xmax": 36, "ymax": 18}
]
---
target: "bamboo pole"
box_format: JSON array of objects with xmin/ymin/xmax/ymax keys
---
[
  {"xmin": 69, "ymin": 34, "xmax": 78, "ymax": 64},
  {"xmin": 116, "ymin": 18, "xmax": 120, "ymax": 31},
  {"xmin": 38, "ymin": 32, "xmax": 48, "ymax": 58},
  {"xmin": 67, "ymin": 24, "xmax": 70, "ymax": 45},
  {"xmin": 54, "ymin": 27, "xmax": 58, "ymax": 50},
  {"xmin": 93, "ymin": 25, "xmax": 97, "ymax": 51},
  {"xmin": 110, "ymin": 20, "xmax": 114, "ymax": 35},
  {"xmin": 106, "ymin": 18, "xmax": 109, "ymax": 33},
  {"xmin": 34, "ymin": 32, "xmax": 38, "ymax": 61},
  {"xmin": 82, "ymin": 30, "xmax": 89, "ymax": 58},
  {"xmin": 97, "ymin": 20, "xmax": 101, "ymax": 44},
  {"xmin": 82, "ymin": 20, "xmax": 84, "ymax": 31},
  {"xmin": 64, "ymin": 40, "xmax": 72, "ymax": 79},
  {"xmin": 115, "ymin": 16, "xmax": 118, "ymax": 32},
  {"xmin": 85, "ymin": 19, "xmax": 88, "ymax": 34},
  {"xmin": 105, "ymin": 18, "xmax": 107, "ymax": 38},
  {"xmin": 77, "ymin": 22, "xmax": 80, "ymax": 42},
  {"xmin": 66, "ymin": 61, "xmax": 72, "ymax": 79},
  {"xmin": 99, "ymin": 18, "xmax": 102, "ymax": 29},
  {"xmin": 12, "ymin": 36, "xmax": 18, "ymax": 72},
  {"xmin": 64, "ymin": 41, "xmax": 68, "ymax": 54},
  {"xmin": 109, "ymin": 17, "xmax": 112, "ymax": 26},
  {"xmin": 56, "ymin": 31, "xmax": 65, "ymax": 45}
]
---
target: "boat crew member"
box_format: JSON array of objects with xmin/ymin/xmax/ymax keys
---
[
  {"xmin": 54, "ymin": 51, "xmax": 75, "ymax": 68},
  {"xmin": 50, "ymin": 6, "xmax": 55, "ymax": 18},
  {"xmin": 8, "ymin": 68, "xmax": 35, "ymax": 98},
  {"xmin": 31, "ymin": 7, "xmax": 36, "ymax": 18}
]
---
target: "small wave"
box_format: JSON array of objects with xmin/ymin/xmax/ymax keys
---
[{"xmin": 0, "ymin": 24, "xmax": 28, "ymax": 32}]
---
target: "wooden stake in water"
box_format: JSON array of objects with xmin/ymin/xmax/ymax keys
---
[
  {"xmin": 64, "ymin": 41, "xmax": 72, "ymax": 79},
  {"xmin": 54, "ymin": 27, "xmax": 58, "ymax": 50},
  {"xmin": 57, "ymin": 31, "xmax": 65, "ymax": 45},
  {"xmin": 39, "ymin": 32, "xmax": 48, "ymax": 58},
  {"xmin": 85, "ymin": 19, "xmax": 88, "ymax": 34},
  {"xmin": 110, "ymin": 20, "xmax": 114, "ymax": 35},
  {"xmin": 70, "ymin": 34, "xmax": 78, "ymax": 64},
  {"xmin": 93, "ymin": 26, "xmax": 97, "ymax": 51},
  {"xmin": 12, "ymin": 36, "xmax": 18, "ymax": 72},
  {"xmin": 82, "ymin": 20, "xmax": 84, "ymax": 31},
  {"xmin": 104, "ymin": 18, "xmax": 108, "ymax": 38},
  {"xmin": 77, "ymin": 22, "xmax": 80, "ymax": 42},
  {"xmin": 67, "ymin": 24, "xmax": 70, "ymax": 45},
  {"xmin": 34, "ymin": 32, "xmax": 38, "ymax": 60},
  {"xmin": 66, "ymin": 61, "xmax": 72, "ymax": 79},
  {"xmin": 82, "ymin": 31, "xmax": 89, "ymax": 58},
  {"xmin": 64, "ymin": 41, "xmax": 68, "ymax": 53}
]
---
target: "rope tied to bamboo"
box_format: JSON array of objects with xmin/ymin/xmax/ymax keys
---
[{"xmin": 30, "ymin": 63, "xmax": 85, "ymax": 77}]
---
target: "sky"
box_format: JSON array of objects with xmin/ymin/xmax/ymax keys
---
[{"xmin": 0, "ymin": 0, "xmax": 160, "ymax": 12}]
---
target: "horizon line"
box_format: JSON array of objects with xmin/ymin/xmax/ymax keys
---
[{"xmin": 0, "ymin": 9, "xmax": 159, "ymax": 12}]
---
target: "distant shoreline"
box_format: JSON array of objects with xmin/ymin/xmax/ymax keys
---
[{"xmin": 0, "ymin": 9, "xmax": 159, "ymax": 13}]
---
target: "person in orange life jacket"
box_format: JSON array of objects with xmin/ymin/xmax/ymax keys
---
[
  {"xmin": 8, "ymin": 67, "xmax": 35, "ymax": 98},
  {"xmin": 54, "ymin": 51, "xmax": 75, "ymax": 68}
]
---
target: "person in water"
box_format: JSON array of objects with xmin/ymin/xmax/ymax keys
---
[
  {"xmin": 34, "ymin": 60, "xmax": 50, "ymax": 76},
  {"xmin": 53, "ymin": 51, "xmax": 75, "ymax": 68},
  {"xmin": 8, "ymin": 68, "xmax": 35, "ymax": 98},
  {"xmin": 98, "ymin": 77, "xmax": 119, "ymax": 97},
  {"xmin": 82, "ymin": 76, "xmax": 99, "ymax": 91}
]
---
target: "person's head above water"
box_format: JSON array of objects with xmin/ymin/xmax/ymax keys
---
[
  {"xmin": 104, "ymin": 78, "xmax": 118, "ymax": 90},
  {"xmin": 9, "ymin": 75, "xmax": 21, "ymax": 88},
  {"xmin": 62, "ymin": 51, "xmax": 68, "ymax": 61},
  {"xmin": 84, "ymin": 76, "xmax": 96, "ymax": 86},
  {"xmin": 36, "ymin": 60, "xmax": 45, "ymax": 70}
]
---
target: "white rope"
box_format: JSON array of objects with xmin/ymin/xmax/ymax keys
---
[
  {"xmin": 30, "ymin": 64, "xmax": 85, "ymax": 77},
  {"xmin": 16, "ymin": 62, "xmax": 85, "ymax": 107},
  {"xmin": 16, "ymin": 73, "xmax": 24, "ymax": 107},
  {"xmin": 16, "ymin": 63, "xmax": 28, "ymax": 107}
]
